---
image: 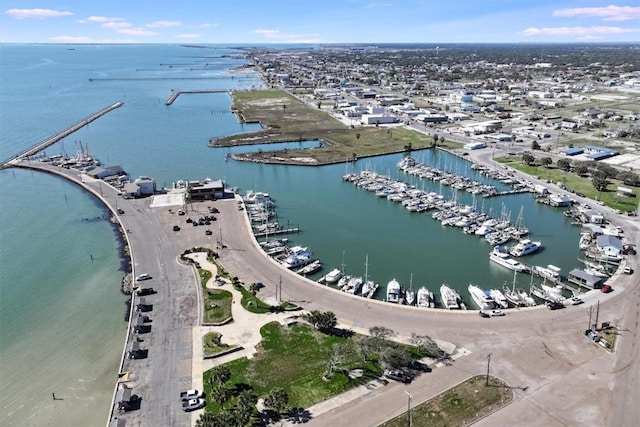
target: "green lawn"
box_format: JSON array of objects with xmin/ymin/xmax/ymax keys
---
[
  {"xmin": 380, "ymin": 376, "xmax": 513, "ymax": 427},
  {"xmin": 199, "ymin": 268, "xmax": 212, "ymax": 287},
  {"xmin": 203, "ymin": 331, "xmax": 237, "ymax": 358},
  {"xmin": 496, "ymin": 156, "xmax": 638, "ymax": 212},
  {"xmin": 204, "ymin": 322, "xmax": 382, "ymax": 412},
  {"xmin": 202, "ymin": 289, "xmax": 233, "ymax": 324},
  {"xmin": 210, "ymin": 90, "xmax": 441, "ymax": 164}
]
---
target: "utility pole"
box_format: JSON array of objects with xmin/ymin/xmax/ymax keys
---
[
  {"xmin": 405, "ymin": 391, "xmax": 412, "ymax": 427},
  {"xmin": 486, "ymin": 353, "xmax": 492, "ymax": 386},
  {"xmin": 594, "ymin": 300, "xmax": 600, "ymax": 330}
]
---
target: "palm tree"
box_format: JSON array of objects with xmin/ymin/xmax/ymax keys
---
[
  {"xmin": 209, "ymin": 366, "xmax": 231, "ymax": 387},
  {"xmin": 263, "ymin": 387, "xmax": 289, "ymax": 417}
]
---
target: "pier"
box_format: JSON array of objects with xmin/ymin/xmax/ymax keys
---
[
  {"xmin": 1, "ymin": 101, "xmax": 124, "ymax": 168},
  {"xmin": 165, "ymin": 89, "xmax": 229, "ymax": 105},
  {"xmin": 254, "ymin": 226, "xmax": 300, "ymax": 238}
]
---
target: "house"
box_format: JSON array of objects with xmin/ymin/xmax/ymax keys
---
[
  {"xmin": 188, "ymin": 179, "xmax": 225, "ymax": 201},
  {"xmin": 596, "ymin": 235, "xmax": 623, "ymax": 258}
]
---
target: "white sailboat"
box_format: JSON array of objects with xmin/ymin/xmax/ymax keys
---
[{"xmin": 405, "ymin": 273, "xmax": 415, "ymax": 305}]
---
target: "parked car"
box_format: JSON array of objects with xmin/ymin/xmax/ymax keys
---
[
  {"xmin": 205, "ymin": 229, "xmax": 212, "ymax": 235},
  {"xmin": 182, "ymin": 398, "xmax": 205, "ymax": 412},
  {"xmin": 173, "ymin": 225, "xmax": 180, "ymax": 231},
  {"xmin": 407, "ymin": 360, "xmax": 432, "ymax": 372},
  {"xmin": 478, "ymin": 310, "xmax": 490, "ymax": 318},
  {"xmin": 117, "ymin": 208, "xmax": 125, "ymax": 214},
  {"xmin": 601, "ymin": 284, "xmax": 612, "ymax": 293},
  {"xmin": 546, "ymin": 301, "xmax": 565, "ymax": 310},
  {"xmin": 180, "ymin": 389, "xmax": 204, "ymax": 401},
  {"xmin": 135, "ymin": 273, "xmax": 151, "ymax": 281},
  {"xmin": 136, "ymin": 287, "xmax": 155, "ymax": 296},
  {"xmin": 384, "ymin": 369, "xmax": 411, "ymax": 383},
  {"xmin": 570, "ymin": 296, "xmax": 584, "ymax": 305},
  {"xmin": 487, "ymin": 309, "xmax": 505, "ymax": 317}
]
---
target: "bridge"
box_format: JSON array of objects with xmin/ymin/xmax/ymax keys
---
[{"xmin": 1, "ymin": 101, "xmax": 124, "ymax": 169}]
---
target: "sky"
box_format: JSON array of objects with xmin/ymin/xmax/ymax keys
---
[{"xmin": 1, "ymin": 1, "xmax": 639, "ymax": 44}]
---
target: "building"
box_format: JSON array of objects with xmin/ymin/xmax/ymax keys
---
[
  {"xmin": 134, "ymin": 176, "xmax": 156, "ymax": 196},
  {"xmin": 584, "ymin": 145, "xmax": 619, "ymax": 160},
  {"xmin": 464, "ymin": 142, "xmax": 486, "ymax": 150},
  {"xmin": 568, "ymin": 269, "xmax": 604, "ymax": 289},
  {"xmin": 188, "ymin": 179, "xmax": 225, "ymax": 201},
  {"xmin": 596, "ymin": 235, "xmax": 623, "ymax": 258}
]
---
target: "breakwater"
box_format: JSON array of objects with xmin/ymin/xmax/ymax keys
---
[{"xmin": 165, "ymin": 89, "xmax": 229, "ymax": 105}]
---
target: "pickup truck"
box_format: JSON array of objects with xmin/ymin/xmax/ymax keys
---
[
  {"xmin": 182, "ymin": 398, "xmax": 205, "ymax": 412},
  {"xmin": 180, "ymin": 389, "xmax": 203, "ymax": 401}
]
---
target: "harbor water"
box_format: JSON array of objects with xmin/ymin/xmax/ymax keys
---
[{"xmin": 0, "ymin": 44, "xmax": 582, "ymax": 426}]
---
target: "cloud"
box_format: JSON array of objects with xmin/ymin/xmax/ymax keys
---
[
  {"xmin": 193, "ymin": 22, "xmax": 219, "ymax": 29},
  {"xmin": 49, "ymin": 35, "xmax": 91, "ymax": 43},
  {"xmin": 179, "ymin": 33, "xmax": 201, "ymax": 39},
  {"xmin": 102, "ymin": 22, "xmax": 132, "ymax": 30},
  {"xmin": 553, "ymin": 5, "xmax": 640, "ymax": 21},
  {"xmin": 5, "ymin": 8, "xmax": 72, "ymax": 19},
  {"xmin": 147, "ymin": 20, "xmax": 181, "ymax": 28},
  {"xmin": 522, "ymin": 25, "xmax": 638, "ymax": 37},
  {"xmin": 252, "ymin": 29, "xmax": 281, "ymax": 38},
  {"xmin": 118, "ymin": 28, "xmax": 157, "ymax": 36},
  {"xmin": 78, "ymin": 16, "xmax": 125, "ymax": 24}
]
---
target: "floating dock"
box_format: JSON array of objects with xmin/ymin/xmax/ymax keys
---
[{"xmin": 254, "ymin": 227, "xmax": 300, "ymax": 238}]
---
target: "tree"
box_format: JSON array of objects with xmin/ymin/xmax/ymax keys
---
[
  {"xmin": 357, "ymin": 336, "xmax": 377, "ymax": 361},
  {"xmin": 521, "ymin": 153, "xmax": 535, "ymax": 166},
  {"xmin": 575, "ymin": 164, "xmax": 589, "ymax": 176},
  {"xmin": 196, "ymin": 412, "xmax": 234, "ymax": 427},
  {"xmin": 209, "ymin": 365, "xmax": 231, "ymax": 387},
  {"xmin": 531, "ymin": 140, "xmax": 541, "ymax": 150},
  {"xmin": 234, "ymin": 390, "xmax": 257, "ymax": 426},
  {"xmin": 432, "ymin": 134, "xmax": 439, "ymax": 147},
  {"xmin": 409, "ymin": 333, "xmax": 444, "ymax": 358},
  {"xmin": 379, "ymin": 346, "xmax": 412, "ymax": 370},
  {"xmin": 617, "ymin": 171, "xmax": 640, "ymax": 186},
  {"xmin": 440, "ymin": 135, "xmax": 445, "ymax": 145},
  {"xmin": 249, "ymin": 282, "xmax": 261, "ymax": 296},
  {"xmin": 324, "ymin": 342, "xmax": 357, "ymax": 380},
  {"xmin": 540, "ymin": 157, "xmax": 553, "ymax": 168},
  {"xmin": 263, "ymin": 387, "xmax": 289, "ymax": 415},
  {"xmin": 592, "ymin": 176, "xmax": 608, "ymax": 192},
  {"xmin": 368, "ymin": 326, "xmax": 396, "ymax": 352},
  {"xmin": 211, "ymin": 385, "xmax": 232, "ymax": 408},
  {"xmin": 355, "ymin": 132, "xmax": 361, "ymax": 141},
  {"xmin": 557, "ymin": 158, "xmax": 571, "ymax": 172},
  {"xmin": 317, "ymin": 101, "xmax": 322, "ymax": 109},
  {"xmin": 302, "ymin": 310, "xmax": 337, "ymax": 332}
]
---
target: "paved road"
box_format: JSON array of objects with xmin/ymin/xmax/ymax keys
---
[{"xmin": 15, "ymin": 157, "xmax": 639, "ymax": 427}]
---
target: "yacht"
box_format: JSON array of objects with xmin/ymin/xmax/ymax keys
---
[
  {"xmin": 416, "ymin": 287, "xmax": 431, "ymax": 308},
  {"xmin": 468, "ymin": 284, "xmax": 496, "ymax": 310},
  {"xmin": 509, "ymin": 239, "xmax": 542, "ymax": 257},
  {"xmin": 386, "ymin": 279, "xmax": 401, "ymax": 303},
  {"xmin": 532, "ymin": 264, "xmax": 561, "ymax": 281},
  {"xmin": 489, "ymin": 289, "xmax": 510, "ymax": 309},
  {"xmin": 280, "ymin": 246, "xmax": 312, "ymax": 269},
  {"xmin": 322, "ymin": 268, "xmax": 342, "ymax": 284},
  {"xmin": 490, "ymin": 247, "xmax": 527, "ymax": 272},
  {"xmin": 440, "ymin": 284, "xmax": 464, "ymax": 310}
]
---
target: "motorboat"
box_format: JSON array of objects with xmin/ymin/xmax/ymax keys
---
[
  {"xmin": 296, "ymin": 260, "xmax": 322, "ymax": 275},
  {"xmin": 404, "ymin": 287, "xmax": 415, "ymax": 305},
  {"xmin": 509, "ymin": 239, "xmax": 542, "ymax": 257},
  {"xmin": 417, "ymin": 287, "xmax": 431, "ymax": 308},
  {"xmin": 440, "ymin": 284, "xmax": 464, "ymax": 310},
  {"xmin": 343, "ymin": 276, "xmax": 363, "ymax": 294},
  {"xmin": 468, "ymin": 284, "xmax": 496, "ymax": 310},
  {"xmin": 386, "ymin": 279, "xmax": 401, "ymax": 303},
  {"xmin": 322, "ymin": 268, "xmax": 342, "ymax": 284},
  {"xmin": 485, "ymin": 231, "xmax": 511, "ymax": 246},
  {"xmin": 542, "ymin": 284, "xmax": 565, "ymax": 302},
  {"xmin": 280, "ymin": 246, "xmax": 312, "ymax": 269},
  {"xmin": 532, "ymin": 264, "xmax": 561, "ymax": 281},
  {"xmin": 361, "ymin": 280, "xmax": 379, "ymax": 298},
  {"xmin": 490, "ymin": 247, "xmax": 527, "ymax": 272},
  {"xmin": 489, "ymin": 289, "xmax": 509, "ymax": 309}
]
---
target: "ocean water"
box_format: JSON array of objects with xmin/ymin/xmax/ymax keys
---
[{"xmin": 0, "ymin": 44, "xmax": 583, "ymax": 426}]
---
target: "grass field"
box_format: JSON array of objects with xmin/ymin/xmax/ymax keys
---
[
  {"xmin": 210, "ymin": 90, "xmax": 442, "ymax": 164},
  {"xmin": 202, "ymin": 289, "xmax": 233, "ymax": 324},
  {"xmin": 379, "ymin": 375, "xmax": 513, "ymax": 427},
  {"xmin": 203, "ymin": 331, "xmax": 237, "ymax": 358},
  {"xmin": 496, "ymin": 155, "xmax": 638, "ymax": 213}
]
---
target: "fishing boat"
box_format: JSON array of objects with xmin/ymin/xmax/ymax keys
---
[
  {"xmin": 440, "ymin": 284, "xmax": 465, "ymax": 310},
  {"xmin": 296, "ymin": 260, "xmax": 322, "ymax": 275},
  {"xmin": 386, "ymin": 278, "xmax": 401, "ymax": 303},
  {"xmin": 416, "ymin": 287, "xmax": 431, "ymax": 308},
  {"xmin": 322, "ymin": 268, "xmax": 342, "ymax": 284}
]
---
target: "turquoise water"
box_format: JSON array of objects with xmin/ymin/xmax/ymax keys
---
[{"xmin": 0, "ymin": 44, "xmax": 583, "ymax": 426}]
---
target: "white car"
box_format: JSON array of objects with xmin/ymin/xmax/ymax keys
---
[
  {"xmin": 487, "ymin": 309, "xmax": 505, "ymax": 317},
  {"xmin": 135, "ymin": 273, "xmax": 151, "ymax": 281},
  {"xmin": 570, "ymin": 296, "xmax": 584, "ymax": 305}
]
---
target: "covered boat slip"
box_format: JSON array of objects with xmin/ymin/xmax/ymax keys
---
[{"xmin": 567, "ymin": 269, "xmax": 604, "ymax": 290}]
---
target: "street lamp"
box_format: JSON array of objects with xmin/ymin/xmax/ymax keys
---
[{"xmin": 405, "ymin": 391, "xmax": 413, "ymax": 427}]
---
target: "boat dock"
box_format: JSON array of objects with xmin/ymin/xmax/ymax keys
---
[
  {"xmin": 1, "ymin": 101, "xmax": 124, "ymax": 168},
  {"xmin": 165, "ymin": 89, "xmax": 228, "ymax": 105},
  {"xmin": 254, "ymin": 226, "xmax": 300, "ymax": 238},
  {"xmin": 483, "ymin": 188, "xmax": 531, "ymax": 198}
]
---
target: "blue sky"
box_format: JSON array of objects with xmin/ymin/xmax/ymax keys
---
[{"xmin": 2, "ymin": 1, "xmax": 639, "ymax": 44}]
